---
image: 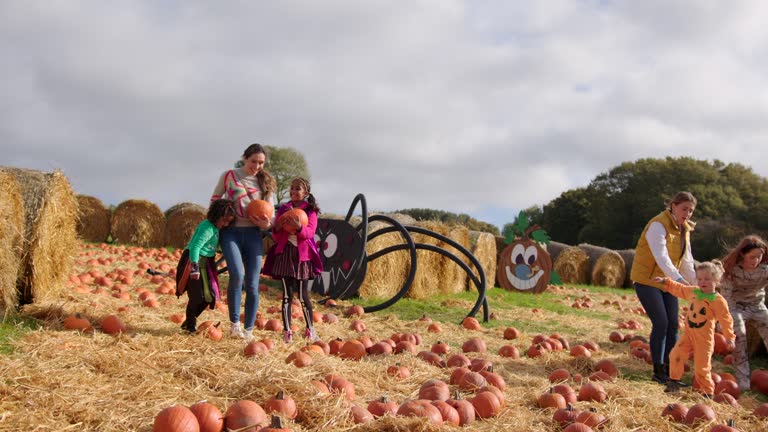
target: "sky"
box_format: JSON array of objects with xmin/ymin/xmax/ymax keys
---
[{"xmin": 3, "ymin": 1, "xmax": 768, "ymax": 231}]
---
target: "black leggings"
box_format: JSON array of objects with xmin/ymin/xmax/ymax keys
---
[{"xmin": 281, "ymin": 278, "xmax": 315, "ymax": 332}]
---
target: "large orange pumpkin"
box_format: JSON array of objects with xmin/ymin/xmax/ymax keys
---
[
  {"xmin": 152, "ymin": 405, "xmax": 200, "ymax": 432},
  {"xmin": 246, "ymin": 199, "xmax": 274, "ymax": 220},
  {"xmin": 497, "ymin": 239, "xmax": 552, "ymax": 293},
  {"xmin": 279, "ymin": 208, "xmax": 308, "ymax": 234}
]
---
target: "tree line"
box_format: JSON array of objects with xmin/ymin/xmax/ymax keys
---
[{"xmin": 527, "ymin": 157, "xmax": 768, "ymax": 260}]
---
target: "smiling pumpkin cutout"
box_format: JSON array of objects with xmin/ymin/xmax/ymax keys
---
[
  {"xmin": 687, "ymin": 299, "xmax": 710, "ymax": 329},
  {"xmin": 496, "ymin": 211, "xmax": 559, "ymax": 294}
]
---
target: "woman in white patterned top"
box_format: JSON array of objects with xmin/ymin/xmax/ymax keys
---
[{"xmin": 721, "ymin": 234, "xmax": 768, "ymax": 390}]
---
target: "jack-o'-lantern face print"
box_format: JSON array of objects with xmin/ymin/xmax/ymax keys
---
[
  {"xmin": 497, "ymin": 239, "xmax": 552, "ymax": 293},
  {"xmin": 312, "ymin": 218, "xmax": 366, "ymax": 297},
  {"xmin": 687, "ymin": 299, "xmax": 710, "ymax": 329}
]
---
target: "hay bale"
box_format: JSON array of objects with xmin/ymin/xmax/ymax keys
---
[
  {"xmin": 111, "ymin": 199, "xmax": 165, "ymax": 247},
  {"xmin": 468, "ymin": 231, "xmax": 497, "ymax": 291},
  {"xmin": 553, "ymin": 245, "xmax": 590, "ymax": 285},
  {"xmin": 616, "ymin": 249, "xmax": 636, "ymax": 288},
  {"xmin": 358, "ymin": 220, "xmax": 410, "ymax": 299},
  {"xmin": 0, "ymin": 170, "xmax": 24, "ymax": 317},
  {"xmin": 547, "ymin": 241, "xmax": 570, "ymax": 264},
  {"xmin": 163, "ymin": 202, "xmax": 206, "ymax": 249},
  {"xmin": 441, "ymin": 225, "xmax": 470, "ymax": 295},
  {"xmin": 494, "ymin": 235, "xmax": 507, "ymax": 288},
  {"xmin": 405, "ymin": 220, "xmax": 449, "ymax": 299},
  {"xmin": 75, "ymin": 195, "xmax": 110, "ymax": 243},
  {"xmin": 2, "ymin": 168, "xmax": 77, "ymax": 307},
  {"xmin": 578, "ymin": 243, "xmax": 626, "ymax": 288}
]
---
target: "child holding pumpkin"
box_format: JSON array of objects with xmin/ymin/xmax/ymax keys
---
[
  {"xmin": 262, "ymin": 178, "xmax": 323, "ymax": 343},
  {"xmin": 720, "ymin": 234, "xmax": 768, "ymax": 391},
  {"xmin": 653, "ymin": 260, "xmax": 736, "ymax": 396},
  {"xmin": 177, "ymin": 199, "xmax": 236, "ymax": 333}
]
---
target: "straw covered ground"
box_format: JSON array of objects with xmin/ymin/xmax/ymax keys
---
[{"xmin": 1, "ymin": 242, "xmax": 767, "ymax": 431}]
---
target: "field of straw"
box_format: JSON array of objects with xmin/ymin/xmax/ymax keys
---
[{"xmin": 1, "ymin": 241, "xmax": 767, "ymax": 431}]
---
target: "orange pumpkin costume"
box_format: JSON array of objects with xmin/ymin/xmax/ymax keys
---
[{"xmin": 661, "ymin": 278, "xmax": 735, "ymax": 395}]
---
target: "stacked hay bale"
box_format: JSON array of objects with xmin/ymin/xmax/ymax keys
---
[
  {"xmin": 440, "ymin": 224, "xmax": 470, "ymax": 295},
  {"xmin": 468, "ymin": 231, "xmax": 497, "ymax": 291},
  {"xmin": 553, "ymin": 245, "xmax": 590, "ymax": 285},
  {"xmin": 616, "ymin": 249, "xmax": 636, "ymax": 288},
  {"xmin": 578, "ymin": 243, "xmax": 626, "ymax": 288},
  {"xmin": 75, "ymin": 195, "xmax": 110, "ymax": 243},
  {"xmin": 111, "ymin": 199, "xmax": 165, "ymax": 247},
  {"xmin": 2, "ymin": 168, "xmax": 78, "ymax": 307},
  {"xmin": 547, "ymin": 241, "xmax": 570, "ymax": 264},
  {"xmin": 404, "ymin": 220, "xmax": 456, "ymax": 299},
  {"xmin": 0, "ymin": 169, "xmax": 24, "ymax": 317},
  {"xmin": 358, "ymin": 215, "xmax": 413, "ymax": 299},
  {"xmin": 163, "ymin": 202, "xmax": 206, "ymax": 249}
]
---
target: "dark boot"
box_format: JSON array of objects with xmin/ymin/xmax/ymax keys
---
[
  {"xmin": 181, "ymin": 318, "xmax": 196, "ymax": 334},
  {"xmin": 652, "ymin": 363, "xmax": 669, "ymax": 384},
  {"xmin": 664, "ymin": 380, "xmax": 681, "ymax": 393},
  {"xmin": 664, "ymin": 364, "xmax": 690, "ymax": 387}
]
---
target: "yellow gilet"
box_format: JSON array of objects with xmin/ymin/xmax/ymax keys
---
[{"xmin": 630, "ymin": 210, "xmax": 692, "ymax": 289}]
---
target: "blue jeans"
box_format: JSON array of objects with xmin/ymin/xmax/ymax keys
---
[
  {"xmin": 635, "ymin": 282, "xmax": 679, "ymax": 364},
  {"xmin": 220, "ymin": 226, "xmax": 263, "ymax": 330}
]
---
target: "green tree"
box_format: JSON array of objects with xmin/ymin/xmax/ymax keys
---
[
  {"xmin": 265, "ymin": 146, "xmax": 310, "ymax": 204},
  {"xmin": 541, "ymin": 188, "xmax": 591, "ymax": 245},
  {"xmin": 396, "ymin": 208, "xmax": 500, "ymax": 235}
]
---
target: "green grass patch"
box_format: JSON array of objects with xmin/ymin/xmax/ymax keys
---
[
  {"xmin": 0, "ymin": 315, "xmax": 41, "ymax": 355},
  {"xmin": 352, "ymin": 285, "xmax": 618, "ymax": 329}
]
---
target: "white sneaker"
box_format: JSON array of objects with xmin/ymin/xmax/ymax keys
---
[
  {"xmin": 243, "ymin": 328, "xmax": 254, "ymax": 341},
  {"xmin": 230, "ymin": 322, "xmax": 245, "ymax": 339}
]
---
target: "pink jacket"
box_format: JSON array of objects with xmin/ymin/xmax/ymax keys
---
[{"xmin": 271, "ymin": 201, "xmax": 323, "ymax": 272}]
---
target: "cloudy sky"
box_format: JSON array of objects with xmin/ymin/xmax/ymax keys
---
[{"xmin": 3, "ymin": 1, "xmax": 768, "ymax": 230}]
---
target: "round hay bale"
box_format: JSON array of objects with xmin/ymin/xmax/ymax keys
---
[
  {"xmin": 591, "ymin": 250, "xmax": 626, "ymax": 288},
  {"xmin": 553, "ymin": 246, "xmax": 590, "ymax": 285},
  {"xmin": 616, "ymin": 249, "xmax": 636, "ymax": 288},
  {"xmin": 358, "ymin": 220, "xmax": 410, "ymax": 299},
  {"xmin": 0, "ymin": 169, "xmax": 24, "ymax": 317},
  {"xmin": 468, "ymin": 231, "xmax": 497, "ymax": 291},
  {"xmin": 578, "ymin": 243, "xmax": 627, "ymax": 288},
  {"xmin": 546, "ymin": 241, "xmax": 570, "ymax": 264},
  {"xmin": 442, "ymin": 225, "xmax": 470, "ymax": 295},
  {"xmin": 163, "ymin": 202, "xmax": 206, "ymax": 249},
  {"xmin": 75, "ymin": 195, "xmax": 110, "ymax": 243},
  {"xmin": 111, "ymin": 199, "xmax": 165, "ymax": 247},
  {"xmin": 3, "ymin": 168, "xmax": 77, "ymax": 306}
]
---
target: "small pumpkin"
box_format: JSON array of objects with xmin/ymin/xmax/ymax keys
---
[
  {"xmin": 189, "ymin": 401, "xmax": 224, "ymax": 432},
  {"xmin": 470, "ymin": 391, "xmax": 501, "ymax": 419},
  {"xmin": 461, "ymin": 337, "xmax": 487, "ymax": 353},
  {"xmin": 431, "ymin": 400, "xmax": 460, "ymax": 426},
  {"xmin": 339, "ymin": 340, "xmax": 367, "ymax": 360},
  {"xmin": 63, "ymin": 313, "xmax": 93, "ymax": 332},
  {"xmin": 462, "ymin": 317, "xmax": 482, "ymax": 330},
  {"xmin": 396, "ymin": 400, "xmax": 443, "ymax": 425},
  {"xmin": 419, "ymin": 379, "xmax": 450, "ymax": 401},
  {"xmin": 367, "ymin": 395, "xmax": 398, "ymax": 418},
  {"xmin": 224, "ymin": 400, "xmax": 267, "ymax": 432},
  {"xmin": 386, "ymin": 362, "xmax": 411, "ymax": 379},
  {"xmin": 101, "ymin": 314, "xmax": 126, "ymax": 335},
  {"xmin": 264, "ymin": 391, "xmax": 297, "ymax": 419},
  {"xmin": 350, "ymin": 404, "xmax": 373, "ymax": 424},
  {"xmin": 684, "ymin": 403, "xmax": 717, "ymax": 426},
  {"xmin": 447, "ymin": 392, "xmax": 475, "ymax": 426},
  {"xmin": 661, "ymin": 403, "xmax": 688, "ymax": 423},
  {"xmin": 152, "ymin": 405, "xmax": 199, "ymax": 432},
  {"xmin": 537, "ymin": 388, "xmax": 566, "ymax": 409}
]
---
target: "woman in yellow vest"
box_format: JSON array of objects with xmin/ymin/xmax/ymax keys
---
[{"xmin": 630, "ymin": 191, "xmax": 697, "ymax": 384}]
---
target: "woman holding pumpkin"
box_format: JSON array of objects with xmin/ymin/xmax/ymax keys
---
[
  {"xmin": 211, "ymin": 144, "xmax": 276, "ymax": 340},
  {"xmin": 720, "ymin": 234, "xmax": 768, "ymax": 391},
  {"xmin": 630, "ymin": 191, "xmax": 697, "ymax": 384},
  {"xmin": 263, "ymin": 177, "xmax": 323, "ymax": 343}
]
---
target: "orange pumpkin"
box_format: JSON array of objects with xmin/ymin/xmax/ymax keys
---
[
  {"xmin": 246, "ymin": 199, "xmax": 274, "ymax": 220},
  {"xmin": 264, "ymin": 391, "xmax": 297, "ymax": 419},
  {"xmin": 279, "ymin": 208, "xmax": 308, "ymax": 234},
  {"xmin": 101, "ymin": 314, "xmax": 126, "ymax": 335},
  {"xmin": 497, "ymin": 238, "xmax": 552, "ymax": 293},
  {"xmin": 189, "ymin": 401, "xmax": 224, "ymax": 432},
  {"xmin": 63, "ymin": 313, "xmax": 93, "ymax": 332},
  {"xmin": 152, "ymin": 405, "xmax": 200, "ymax": 432}
]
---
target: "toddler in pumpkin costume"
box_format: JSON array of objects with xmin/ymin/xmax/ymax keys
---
[{"xmin": 654, "ymin": 260, "xmax": 736, "ymax": 396}]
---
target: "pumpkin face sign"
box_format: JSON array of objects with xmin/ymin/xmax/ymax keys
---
[
  {"xmin": 311, "ymin": 218, "xmax": 366, "ymax": 298},
  {"xmin": 687, "ymin": 299, "xmax": 710, "ymax": 329},
  {"xmin": 497, "ymin": 239, "xmax": 552, "ymax": 293}
]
